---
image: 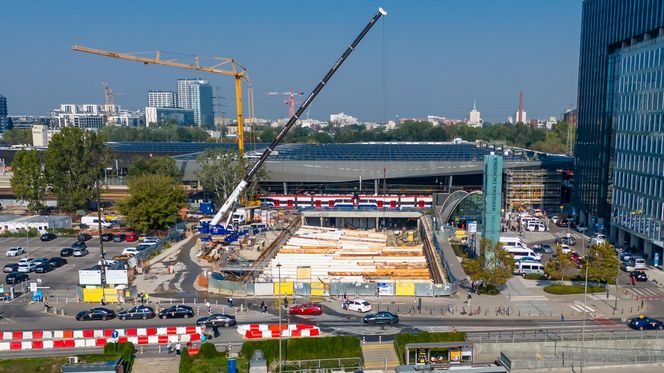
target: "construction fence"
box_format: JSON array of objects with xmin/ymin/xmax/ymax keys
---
[{"xmin": 208, "ymin": 277, "xmax": 456, "ymax": 297}]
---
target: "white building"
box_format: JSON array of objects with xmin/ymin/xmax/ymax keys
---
[
  {"xmin": 545, "ymin": 116, "xmax": 557, "ymax": 130},
  {"xmin": 427, "ymin": 115, "xmax": 446, "ymax": 126},
  {"xmin": 0, "ymin": 215, "xmax": 71, "ymax": 234},
  {"xmin": 31, "ymin": 124, "xmax": 60, "ymax": 147},
  {"xmin": 468, "ymin": 101, "xmax": 482, "ymax": 127},
  {"xmin": 329, "ymin": 112, "xmax": 358, "ymax": 126},
  {"xmin": 148, "ymin": 91, "xmax": 177, "ymax": 108},
  {"xmin": 108, "ymin": 110, "xmax": 145, "ymax": 127},
  {"xmin": 512, "ymin": 110, "xmax": 527, "ymax": 124}
]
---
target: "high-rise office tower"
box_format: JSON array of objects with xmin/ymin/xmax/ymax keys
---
[
  {"xmin": 177, "ymin": 79, "xmax": 206, "ymax": 110},
  {"xmin": 575, "ymin": 0, "xmax": 664, "ymax": 260},
  {"xmin": 188, "ymin": 81, "xmax": 214, "ymax": 128},
  {"xmin": 0, "ymin": 95, "xmax": 8, "ymax": 131}
]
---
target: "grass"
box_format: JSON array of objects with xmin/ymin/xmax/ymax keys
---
[
  {"xmin": 0, "ymin": 353, "xmax": 123, "ymax": 373},
  {"xmin": 240, "ymin": 336, "xmax": 361, "ymax": 367},
  {"xmin": 394, "ymin": 332, "xmax": 466, "ymax": 364},
  {"xmin": 543, "ymin": 284, "xmax": 606, "ymax": 295},
  {"xmin": 180, "ymin": 343, "xmax": 249, "ymax": 373}
]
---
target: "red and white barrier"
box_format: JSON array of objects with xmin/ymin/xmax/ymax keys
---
[
  {"xmin": 0, "ymin": 325, "xmax": 202, "ymax": 352},
  {"xmin": 237, "ymin": 324, "xmax": 320, "ymax": 339}
]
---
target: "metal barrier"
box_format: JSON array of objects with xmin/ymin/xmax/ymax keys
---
[
  {"xmin": 468, "ymin": 328, "xmax": 664, "ymax": 344},
  {"xmin": 502, "ymin": 346, "xmax": 664, "ymax": 370},
  {"xmin": 281, "ymin": 357, "xmax": 364, "ymax": 372}
]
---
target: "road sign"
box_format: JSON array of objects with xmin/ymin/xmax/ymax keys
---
[{"xmin": 112, "ymin": 330, "xmax": 119, "ymax": 338}]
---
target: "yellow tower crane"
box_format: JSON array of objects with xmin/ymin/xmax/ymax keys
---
[{"xmin": 71, "ymin": 45, "xmax": 253, "ymax": 153}]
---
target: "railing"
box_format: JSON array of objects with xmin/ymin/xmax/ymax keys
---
[
  {"xmin": 502, "ymin": 346, "xmax": 664, "ymax": 370},
  {"xmin": 281, "ymin": 357, "xmax": 364, "ymax": 372},
  {"xmin": 468, "ymin": 327, "xmax": 664, "ymax": 344}
]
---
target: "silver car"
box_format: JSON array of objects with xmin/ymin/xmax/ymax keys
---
[{"xmin": 6, "ymin": 247, "xmax": 25, "ymax": 257}]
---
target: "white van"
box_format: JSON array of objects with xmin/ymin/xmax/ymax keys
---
[
  {"xmin": 81, "ymin": 216, "xmax": 111, "ymax": 229},
  {"xmin": 624, "ymin": 257, "xmax": 647, "ymax": 271},
  {"xmin": 526, "ymin": 222, "xmax": 546, "ymax": 232},
  {"xmin": 500, "ymin": 236, "xmax": 529, "ymax": 250},
  {"xmin": 515, "ymin": 261, "xmax": 545, "ymax": 276},
  {"xmin": 504, "ymin": 246, "xmax": 542, "ymax": 261}
]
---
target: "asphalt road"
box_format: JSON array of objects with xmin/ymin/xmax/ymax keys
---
[{"xmin": 0, "ymin": 236, "xmax": 134, "ymax": 291}]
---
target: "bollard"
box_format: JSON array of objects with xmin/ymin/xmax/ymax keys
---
[
  {"xmin": 197, "ymin": 306, "xmax": 200, "ymax": 315},
  {"xmin": 140, "ymin": 346, "xmax": 144, "ymax": 354},
  {"xmin": 158, "ymin": 345, "xmax": 162, "ymax": 354},
  {"xmin": 194, "ymin": 298, "xmax": 198, "ymax": 304},
  {"xmin": 182, "ymin": 297, "xmax": 184, "ymax": 304},
  {"xmin": 362, "ymin": 336, "xmax": 366, "ymax": 344},
  {"xmin": 215, "ymin": 299, "xmax": 218, "ymax": 306},
  {"xmin": 378, "ymin": 335, "xmax": 382, "ymax": 343},
  {"xmin": 170, "ymin": 298, "xmax": 173, "ymax": 304}
]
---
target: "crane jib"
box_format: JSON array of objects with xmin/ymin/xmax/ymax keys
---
[{"xmin": 212, "ymin": 7, "xmax": 387, "ymax": 225}]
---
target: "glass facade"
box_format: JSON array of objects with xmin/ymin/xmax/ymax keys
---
[
  {"xmin": 611, "ymin": 34, "xmax": 664, "ymax": 246},
  {"xmin": 574, "ymin": 0, "xmax": 664, "ymax": 226}
]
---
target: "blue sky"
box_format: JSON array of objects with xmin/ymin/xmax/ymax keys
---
[{"xmin": 1, "ymin": 0, "xmax": 581, "ymax": 122}]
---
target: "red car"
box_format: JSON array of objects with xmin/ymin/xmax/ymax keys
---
[
  {"xmin": 570, "ymin": 252, "xmax": 581, "ymax": 262},
  {"xmin": 288, "ymin": 303, "xmax": 323, "ymax": 316},
  {"xmin": 125, "ymin": 232, "xmax": 139, "ymax": 242}
]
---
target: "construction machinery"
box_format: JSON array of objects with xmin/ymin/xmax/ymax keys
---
[
  {"xmin": 267, "ymin": 88, "xmax": 304, "ymax": 118},
  {"xmin": 71, "ymin": 46, "xmax": 253, "ymax": 153},
  {"xmin": 210, "ymin": 7, "xmax": 387, "ymax": 226}
]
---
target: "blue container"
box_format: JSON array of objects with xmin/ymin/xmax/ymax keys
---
[
  {"xmin": 198, "ymin": 221, "xmax": 210, "ymax": 234},
  {"xmin": 228, "ymin": 359, "xmax": 237, "ymax": 373},
  {"xmin": 200, "ymin": 201, "xmax": 215, "ymax": 215},
  {"xmin": 211, "ymin": 224, "xmax": 228, "ymax": 235}
]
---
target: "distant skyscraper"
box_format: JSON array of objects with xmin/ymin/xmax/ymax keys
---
[
  {"xmin": 189, "ymin": 82, "xmax": 214, "ymax": 128},
  {"xmin": 0, "ymin": 95, "xmax": 8, "ymax": 131},
  {"xmin": 576, "ymin": 0, "xmax": 664, "ymax": 262},
  {"xmin": 177, "ymin": 79, "xmax": 207, "ymax": 110},
  {"xmin": 468, "ymin": 101, "xmax": 482, "ymax": 127},
  {"xmin": 148, "ymin": 91, "xmax": 177, "ymax": 108}
]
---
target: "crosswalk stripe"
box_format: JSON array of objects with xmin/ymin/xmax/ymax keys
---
[{"xmin": 570, "ymin": 304, "xmax": 595, "ymax": 313}]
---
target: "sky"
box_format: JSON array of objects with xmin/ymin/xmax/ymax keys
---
[{"xmin": 0, "ymin": 0, "xmax": 582, "ymax": 123}]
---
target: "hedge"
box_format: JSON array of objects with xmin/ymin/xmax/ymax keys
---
[
  {"xmin": 102, "ymin": 342, "xmax": 135, "ymax": 370},
  {"xmin": 240, "ymin": 336, "xmax": 361, "ymax": 364},
  {"xmin": 543, "ymin": 284, "xmax": 606, "ymax": 295},
  {"xmin": 179, "ymin": 347, "xmax": 193, "ymax": 372},
  {"xmin": 394, "ymin": 332, "xmax": 466, "ymax": 364}
]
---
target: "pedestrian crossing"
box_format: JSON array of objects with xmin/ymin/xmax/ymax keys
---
[
  {"xmin": 625, "ymin": 286, "xmax": 664, "ymax": 299},
  {"xmin": 569, "ymin": 302, "xmax": 596, "ymax": 313}
]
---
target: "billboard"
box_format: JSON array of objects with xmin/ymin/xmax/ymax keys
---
[{"xmin": 79, "ymin": 269, "xmax": 128, "ymax": 285}]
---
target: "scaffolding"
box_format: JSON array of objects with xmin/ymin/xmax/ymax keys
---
[{"xmin": 503, "ymin": 169, "xmax": 562, "ymax": 213}]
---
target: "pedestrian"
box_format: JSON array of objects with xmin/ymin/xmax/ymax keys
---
[
  {"xmin": 145, "ymin": 293, "xmax": 150, "ymax": 304},
  {"xmin": 375, "ymin": 287, "xmax": 380, "ymax": 298},
  {"xmin": 343, "ymin": 292, "xmax": 347, "ymax": 301},
  {"xmin": 641, "ymin": 299, "xmax": 645, "ymax": 309},
  {"xmin": 212, "ymin": 325, "xmax": 219, "ymax": 338},
  {"xmin": 206, "ymin": 300, "xmax": 212, "ymax": 314},
  {"xmin": 283, "ymin": 296, "xmax": 288, "ymax": 309},
  {"xmin": 101, "ymin": 298, "xmax": 107, "ymax": 306},
  {"xmin": 139, "ymin": 292, "xmax": 145, "ymax": 305},
  {"xmin": 44, "ymin": 297, "xmax": 52, "ymax": 312},
  {"xmin": 260, "ymin": 301, "xmax": 266, "ymax": 313},
  {"xmin": 175, "ymin": 342, "xmax": 181, "ymax": 356},
  {"xmin": 167, "ymin": 341, "xmax": 173, "ymax": 354},
  {"xmin": 631, "ymin": 275, "xmax": 637, "ymax": 286},
  {"xmin": 228, "ymin": 297, "xmax": 234, "ymax": 307},
  {"xmin": 560, "ymin": 314, "xmax": 565, "ymax": 323},
  {"xmin": 466, "ymin": 293, "xmax": 472, "ymax": 306}
]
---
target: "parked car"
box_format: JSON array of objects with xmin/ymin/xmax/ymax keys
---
[
  {"xmin": 118, "ymin": 306, "xmax": 155, "ymax": 320},
  {"xmin": 32, "ymin": 258, "xmax": 50, "ymax": 266},
  {"xmin": 629, "ymin": 315, "xmax": 664, "ymax": 330},
  {"xmin": 73, "ymin": 247, "xmax": 89, "ymax": 257},
  {"xmin": 77, "ymin": 233, "xmax": 92, "ymax": 242},
  {"xmin": 76, "ymin": 307, "xmax": 116, "ymax": 321},
  {"xmin": 570, "ymin": 252, "xmax": 581, "ymax": 262},
  {"xmin": 556, "ymin": 236, "xmax": 576, "ymax": 246},
  {"xmin": 72, "ymin": 241, "xmax": 87, "ymax": 249},
  {"xmin": 34, "ymin": 262, "xmax": 53, "ymax": 273},
  {"xmin": 532, "ymin": 246, "xmax": 546, "ymax": 255},
  {"xmin": 137, "ymin": 243, "xmax": 155, "ymax": 251},
  {"xmin": 540, "ymin": 244, "xmax": 554, "ymax": 254},
  {"xmin": 17, "ymin": 257, "xmax": 35, "ymax": 265},
  {"xmin": 122, "ymin": 247, "xmax": 140, "ymax": 256},
  {"xmin": 113, "ymin": 234, "xmax": 126, "ymax": 242},
  {"xmin": 6, "ymin": 247, "xmax": 25, "ymax": 257},
  {"xmin": 196, "ymin": 314, "xmax": 237, "ymax": 327},
  {"xmin": 289, "ymin": 303, "xmax": 323, "ymax": 316},
  {"xmin": 101, "ymin": 233, "xmax": 114, "ymax": 242},
  {"xmin": 631, "ymin": 271, "xmax": 648, "ymax": 282},
  {"xmin": 125, "ymin": 232, "xmax": 139, "ymax": 242},
  {"xmin": 551, "ymin": 216, "xmax": 560, "ymax": 225},
  {"xmin": 17, "ymin": 262, "xmax": 37, "ymax": 273},
  {"xmin": 557, "ymin": 218, "xmax": 570, "ymax": 227},
  {"xmin": 363, "ymin": 311, "xmax": 399, "ymax": 325},
  {"xmin": 40, "ymin": 233, "xmax": 57, "ymax": 241},
  {"xmin": 3, "ymin": 263, "xmax": 19, "ymax": 273},
  {"xmin": 347, "ymin": 299, "xmax": 372, "ymax": 313},
  {"xmin": 158, "ymin": 305, "xmax": 194, "ymax": 320},
  {"xmin": 143, "ymin": 236, "xmax": 161, "ymax": 244},
  {"xmin": 60, "ymin": 248, "xmax": 74, "ymax": 257},
  {"xmin": 49, "ymin": 257, "xmax": 67, "ymax": 268},
  {"xmin": 6, "ymin": 272, "xmax": 29, "ymax": 284}
]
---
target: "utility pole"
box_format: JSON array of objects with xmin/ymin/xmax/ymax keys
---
[{"xmin": 93, "ymin": 135, "xmax": 107, "ymax": 300}]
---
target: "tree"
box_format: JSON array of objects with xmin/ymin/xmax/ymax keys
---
[
  {"xmin": 128, "ymin": 156, "xmax": 180, "ymax": 180},
  {"xmin": 2, "ymin": 128, "xmax": 32, "ymax": 146},
  {"xmin": 10, "ymin": 149, "xmax": 46, "ymax": 212},
  {"xmin": 44, "ymin": 128, "xmax": 107, "ymax": 212},
  {"xmin": 196, "ymin": 149, "xmax": 268, "ymax": 207},
  {"xmin": 545, "ymin": 244, "xmax": 577, "ymax": 282},
  {"xmin": 585, "ymin": 242, "xmax": 620, "ymax": 284},
  {"xmin": 464, "ymin": 239, "xmax": 515, "ymax": 289},
  {"xmin": 119, "ymin": 174, "xmax": 186, "ymax": 232}
]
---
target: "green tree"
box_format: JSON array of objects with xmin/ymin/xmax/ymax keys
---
[
  {"xmin": 44, "ymin": 128, "xmax": 107, "ymax": 212},
  {"xmin": 119, "ymin": 174, "xmax": 186, "ymax": 232},
  {"xmin": 585, "ymin": 242, "xmax": 620, "ymax": 284},
  {"xmin": 10, "ymin": 149, "xmax": 46, "ymax": 212},
  {"xmin": 464, "ymin": 239, "xmax": 515, "ymax": 289},
  {"xmin": 196, "ymin": 149, "xmax": 268, "ymax": 206},
  {"xmin": 259, "ymin": 126, "xmax": 276, "ymax": 143},
  {"xmin": 128, "ymin": 156, "xmax": 180, "ymax": 180},
  {"xmin": 2, "ymin": 128, "xmax": 32, "ymax": 145},
  {"xmin": 545, "ymin": 244, "xmax": 577, "ymax": 282}
]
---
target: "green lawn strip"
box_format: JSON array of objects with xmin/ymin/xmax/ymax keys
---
[
  {"xmin": 394, "ymin": 332, "xmax": 466, "ymax": 364},
  {"xmin": 543, "ymin": 284, "xmax": 606, "ymax": 295},
  {"xmin": 239, "ymin": 336, "xmax": 361, "ymax": 366},
  {"xmin": 0, "ymin": 353, "xmax": 123, "ymax": 373}
]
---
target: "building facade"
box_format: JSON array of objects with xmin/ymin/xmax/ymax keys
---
[
  {"xmin": 177, "ymin": 79, "xmax": 206, "ymax": 110},
  {"xmin": 145, "ymin": 107, "xmax": 194, "ymax": 126},
  {"xmin": 468, "ymin": 101, "xmax": 482, "ymax": 127},
  {"xmin": 610, "ymin": 29, "xmax": 664, "ymax": 263},
  {"xmin": 0, "ymin": 95, "xmax": 8, "ymax": 131},
  {"xmin": 574, "ymin": 0, "xmax": 664, "ymax": 236},
  {"xmin": 148, "ymin": 91, "xmax": 177, "ymax": 108},
  {"xmin": 188, "ymin": 82, "xmax": 214, "ymax": 128}
]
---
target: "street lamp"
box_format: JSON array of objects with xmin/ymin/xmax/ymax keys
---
[{"xmin": 276, "ymin": 263, "xmax": 282, "ymax": 373}]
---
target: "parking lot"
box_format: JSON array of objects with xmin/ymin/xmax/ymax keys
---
[{"xmin": 1, "ymin": 236, "xmax": 134, "ymax": 290}]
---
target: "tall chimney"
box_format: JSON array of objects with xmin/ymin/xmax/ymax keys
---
[{"xmin": 517, "ymin": 92, "xmax": 523, "ymax": 123}]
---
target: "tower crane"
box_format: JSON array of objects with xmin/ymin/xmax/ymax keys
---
[
  {"xmin": 266, "ymin": 88, "xmax": 304, "ymax": 118},
  {"xmin": 210, "ymin": 7, "xmax": 387, "ymax": 226},
  {"xmin": 71, "ymin": 46, "xmax": 253, "ymax": 153}
]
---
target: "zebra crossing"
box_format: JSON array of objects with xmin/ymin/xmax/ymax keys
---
[
  {"xmin": 569, "ymin": 302, "xmax": 596, "ymax": 313},
  {"xmin": 625, "ymin": 286, "xmax": 664, "ymax": 300}
]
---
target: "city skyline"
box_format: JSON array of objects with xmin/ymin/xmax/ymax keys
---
[{"xmin": 0, "ymin": 0, "xmax": 581, "ymax": 122}]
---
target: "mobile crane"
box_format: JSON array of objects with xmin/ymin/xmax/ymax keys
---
[{"xmin": 210, "ymin": 7, "xmax": 388, "ymax": 226}]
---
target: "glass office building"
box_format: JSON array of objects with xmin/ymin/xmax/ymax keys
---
[{"xmin": 575, "ymin": 0, "xmax": 664, "ymax": 261}]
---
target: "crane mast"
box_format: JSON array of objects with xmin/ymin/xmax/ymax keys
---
[{"xmin": 210, "ymin": 7, "xmax": 388, "ymax": 225}]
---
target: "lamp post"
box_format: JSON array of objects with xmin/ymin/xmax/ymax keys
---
[{"xmin": 276, "ymin": 263, "xmax": 282, "ymax": 373}]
